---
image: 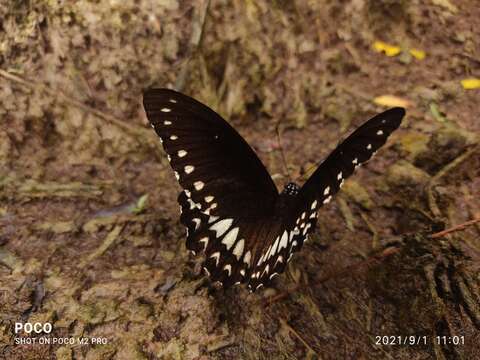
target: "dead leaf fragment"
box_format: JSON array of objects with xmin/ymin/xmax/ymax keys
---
[
  {"xmin": 82, "ymin": 224, "xmax": 124, "ymax": 265},
  {"xmin": 430, "ymin": 103, "xmax": 447, "ymax": 122},
  {"xmin": 372, "ymin": 41, "xmax": 401, "ymax": 57},
  {"xmin": 461, "ymin": 78, "xmax": 480, "ymax": 90},
  {"xmin": 373, "ymin": 95, "xmax": 411, "ymax": 108},
  {"xmin": 409, "ymin": 48, "xmax": 426, "ymax": 60}
]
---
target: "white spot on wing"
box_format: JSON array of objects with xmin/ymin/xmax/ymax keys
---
[
  {"xmin": 224, "ymin": 264, "xmax": 232, "ymax": 276},
  {"xmin": 184, "ymin": 165, "xmax": 195, "ymax": 174},
  {"xmin": 262, "ymin": 264, "xmax": 270, "ymax": 277},
  {"xmin": 204, "ymin": 195, "xmax": 214, "ymax": 203},
  {"xmin": 192, "ymin": 218, "xmax": 200, "ymax": 230},
  {"xmin": 337, "ymin": 172, "xmax": 343, "ymax": 180},
  {"xmin": 233, "ymin": 239, "xmax": 245, "ymax": 259},
  {"xmin": 208, "ymin": 215, "xmax": 219, "ymax": 224},
  {"xmin": 323, "ymin": 186, "xmax": 330, "ymax": 196},
  {"xmin": 352, "ymin": 158, "xmax": 358, "ymax": 165},
  {"xmin": 311, "ymin": 200, "xmax": 318, "ymax": 209},
  {"xmin": 323, "ymin": 195, "xmax": 332, "ymax": 204},
  {"xmin": 193, "ymin": 181, "xmax": 204, "ymax": 191},
  {"xmin": 222, "ymin": 227, "xmax": 239, "ymax": 250},
  {"xmin": 257, "ymin": 248, "xmax": 268, "ymax": 266},
  {"xmin": 302, "ymin": 223, "xmax": 311, "ymax": 235},
  {"xmin": 279, "ymin": 230, "xmax": 289, "ymax": 250},
  {"xmin": 271, "ymin": 237, "xmax": 280, "ymax": 257},
  {"xmin": 199, "ymin": 237, "xmax": 209, "ymax": 250},
  {"xmin": 164, "ymin": 120, "xmax": 172, "ymax": 125},
  {"xmin": 367, "ymin": 143, "xmax": 372, "ymax": 150},
  {"xmin": 170, "ymin": 135, "xmax": 178, "ymax": 140},
  {"xmin": 244, "ymin": 251, "xmax": 251, "ymax": 266},
  {"xmin": 377, "ymin": 130, "xmax": 384, "ymax": 135},
  {"xmin": 209, "ymin": 218, "xmax": 233, "ymax": 237},
  {"xmin": 178, "ymin": 150, "xmax": 187, "ymax": 157},
  {"xmin": 174, "ymin": 171, "xmax": 180, "ymax": 180},
  {"xmin": 210, "ymin": 252, "xmax": 220, "ymax": 265},
  {"xmin": 161, "ymin": 108, "xmax": 171, "ymax": 112}
]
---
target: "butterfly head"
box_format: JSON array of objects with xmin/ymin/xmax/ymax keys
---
[{"xmin": 282, "ymin": 182, "xmax": 300, "ymax": 196}]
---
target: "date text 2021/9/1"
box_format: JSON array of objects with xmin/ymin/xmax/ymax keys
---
[{"xmin": 375, "ymin": 335, "xmax": 465, "ymax": 346}]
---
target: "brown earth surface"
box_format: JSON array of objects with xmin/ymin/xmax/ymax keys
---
[{"xmin": 1, "ymin": 1, "xmax": 479, "ymax": 359}]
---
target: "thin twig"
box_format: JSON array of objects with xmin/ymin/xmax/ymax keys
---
[
  {"xmin": 280, "ymin": 319, "xmax": 319, "ymax": 357},
  {"xmin": 0, "ymin": 69, "xmax": 158, "ymax": 149},
  {"xmin": 431, "ymin": 218, "xmax": 480, "ymax": 239}
]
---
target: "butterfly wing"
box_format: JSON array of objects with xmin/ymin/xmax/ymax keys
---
[
  {"xmin": 143, "ymin": 88, "xmax": 279, "ymax": 287},
  {"xmin": 245, "ymin": 108, "xmax": 406, "ymax": 290}
]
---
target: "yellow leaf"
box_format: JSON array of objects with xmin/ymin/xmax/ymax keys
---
[
  {"xmin": 409, "ymin": 48, "xmax": 426, "ymax": 60},
  {"xmin": 373, "ymin": 95, "xmax": 411, "ymax": 108},
  {"xmin": 461, "ymin": 78, "xmax": 480, "ymax": 90},
  {"xmin": 372, "ymin": 41, "xmax": 401, "ymax": 57}
]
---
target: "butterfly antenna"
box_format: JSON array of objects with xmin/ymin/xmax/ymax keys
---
[
  {"xmin": 298, "ymin": 162, "xmax": 318, "ymax": 183},
  {"xmin": 275, "ymin": 119, "xmax": 292, "ymax": 181}
]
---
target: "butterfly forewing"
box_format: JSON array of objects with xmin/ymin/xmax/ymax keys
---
[
  {"xmin": 299, "ymin": 107, "xmax": 405, "ymax": 202},
  {"xmin": 143, "ymin": 89, "xmax": 279, "ymax": 287},
  {"xmin": 144, "ymin": 88, "xmax": 405, "ymax": 292}
]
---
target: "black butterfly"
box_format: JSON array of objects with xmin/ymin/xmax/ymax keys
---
[{"xmin": 143, "ymin": 89, "xmax": 405, "ymax": 292}]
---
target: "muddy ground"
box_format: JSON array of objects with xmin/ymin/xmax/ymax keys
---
[{"xmin": 1, "ymin": 1, "xmax": 479, "ymax": 359}]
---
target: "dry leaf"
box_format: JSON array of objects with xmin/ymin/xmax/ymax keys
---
[
  {"xmin": 373, "ymin": 95, "xmax": 411, "ymax": 108},
  {"xmin": 461, "ymin": 78, "xmax": 480, "ymax": 90},
  {"xmin": 372, "ymin": 41, "xmax": 401, "ymax": 57},
  {"xmin": 409, "ymin": 48, "xmax": 426, "ymax": 60}
]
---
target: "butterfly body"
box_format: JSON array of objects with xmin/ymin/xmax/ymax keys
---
[
  {"xmin": 282, "ymin": 182, "xmax": 300, "ymax": 196},
  {"xmin": 143, "ymin": 88, "xmax": 405, "ymax": 292}
]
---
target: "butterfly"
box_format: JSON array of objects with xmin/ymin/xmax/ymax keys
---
[{"xmin": 143, "ymin": 88, "xmax": 405, "ymax": 292}]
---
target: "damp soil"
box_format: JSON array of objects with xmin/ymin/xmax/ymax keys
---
[{"xmin": 1, "ymin": 1, "xmax": 479, "ymax": 359}]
